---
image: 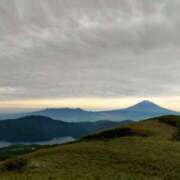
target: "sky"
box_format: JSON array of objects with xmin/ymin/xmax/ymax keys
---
[{"xmin": 0, "ymin": 0, "xmax": 180, "ymax": 111}]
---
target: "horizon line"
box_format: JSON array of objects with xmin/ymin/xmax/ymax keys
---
[{"xmin": 0, "ymin": 97, "xmax": 179, "ymax": 113}]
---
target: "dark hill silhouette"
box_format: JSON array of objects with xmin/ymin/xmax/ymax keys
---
[{"xmin": 0, "ymin": 116, "xmax": 130, "ymax": 142}]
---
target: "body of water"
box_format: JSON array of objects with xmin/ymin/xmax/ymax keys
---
[{"xmin": 0, "ymin": 137, "xmax": 76, "ymax": 148}]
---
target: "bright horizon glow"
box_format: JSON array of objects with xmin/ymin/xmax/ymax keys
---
[{"xmin": 0, "ymin": 97, "xmax": 180, "ymax": 112}]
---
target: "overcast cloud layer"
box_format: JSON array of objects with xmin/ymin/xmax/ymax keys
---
[{"xmin": 0, "ymin": 0, "xmax": 180, "ymax": 101}]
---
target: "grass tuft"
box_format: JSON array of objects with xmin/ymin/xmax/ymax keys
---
[{"xmin": 1, "ymin": 158, "xmax": 28, "ymax": 171}]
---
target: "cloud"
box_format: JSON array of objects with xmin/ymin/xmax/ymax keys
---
[{"xmin": 0, "ymin": 0, "xmax": 180, "ymax": 101}]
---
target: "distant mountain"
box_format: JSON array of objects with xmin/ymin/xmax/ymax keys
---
[
  {"xmin": 124, "ymin": 100, "xmax": 175, "ymax": 113},
  {"xmin": 32, "ymin": 108, "xmax": 97, "ymax": 122},
  {"xmin": 100, "ymin": 100, "xmax": 179, "ymax": 121},
  {"xmin": 0, "ymin": 116, "xmax": 129, "ymax": 142},
  {"xmin": 0, "ymin": 100, "xmax": 178, "ymax": 122}
]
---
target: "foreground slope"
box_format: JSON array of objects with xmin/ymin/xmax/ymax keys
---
[{"xmin": 1, "ymin": 116, "xmax": 180, "ymax": 179}]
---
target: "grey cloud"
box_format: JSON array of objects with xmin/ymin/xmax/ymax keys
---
[{"xmin": 0, "ymin": 0, "xmax": 180, "ymax": 100}]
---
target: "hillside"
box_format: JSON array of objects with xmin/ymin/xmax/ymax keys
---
[
  {"xmin": 0, "ymin": 100, "xmax": 178, "ymax": 122},
  {"xmin": 0, "ymin": 116, "xmax": 126, "ymax": 142},
  {"xmin": 1, "ymin": 115, "xmax": 180, "ymax": 179}
]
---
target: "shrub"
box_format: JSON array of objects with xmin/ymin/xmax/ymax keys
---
[
  {"xmin": 158, "ymin": 116, "xmax": 178, "ymax": 127},
  {"xmin": 84, "ymin": 127, "xmax": 151, "ymax": 140},
  {"xmin": 2, "ymin": 157, "xmax": 28, "ymax": 171}
]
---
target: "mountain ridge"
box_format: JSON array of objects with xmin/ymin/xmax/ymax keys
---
[
  {"xmin": 0, "ymin": 100, "xmax": 179, "ymax": 122},
  {"xmin": 0, "ymin": 115, "xmax": 129, "ymax": 143}
]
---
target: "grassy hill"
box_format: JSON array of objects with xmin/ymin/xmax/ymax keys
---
[{"xmin": 1, "ymin": 115, "xmax": 180, "ymax": 179}]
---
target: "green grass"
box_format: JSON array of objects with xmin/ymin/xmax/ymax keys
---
[
  {"xmin": 0, "ymin": 144, "xmax": 60, "ymax": 162},
  {"xmin": 0, "ymin": 145, "xmax": 39, "ymax": 161},
  {"xmin": 1, "ymin": 115, "xmax": 180, "ymax": 179}
]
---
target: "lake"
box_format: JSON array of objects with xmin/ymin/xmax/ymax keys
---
[{"xmin": 0, "ymin": 137, "xmax": 76, "ymax": 148}]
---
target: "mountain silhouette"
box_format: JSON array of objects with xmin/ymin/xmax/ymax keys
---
[
  {"xmin": 0, "ymin": 100, "xmax": 178, "ymax": 122},
  {"xmin": 0, "ymin": 115, "xmax": 128, "ymax": 142}
]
